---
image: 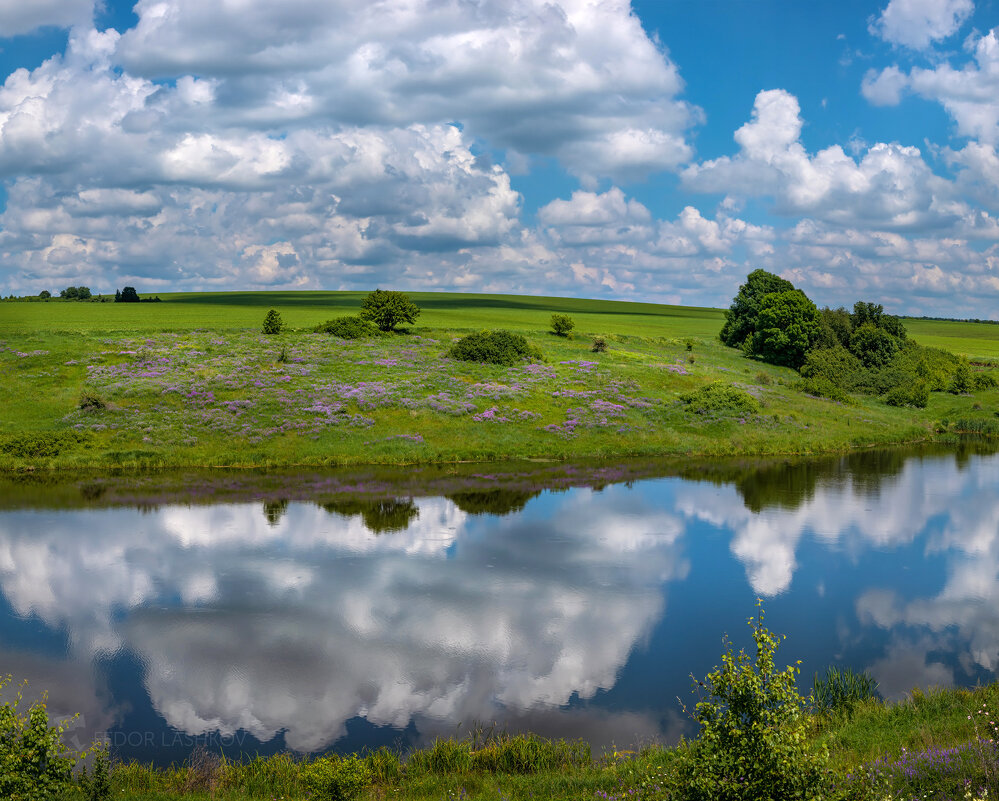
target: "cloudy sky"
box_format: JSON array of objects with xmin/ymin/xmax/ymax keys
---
[{"xmin": 1, "ymin": 0, "xmax": 999, "ymax": 317}]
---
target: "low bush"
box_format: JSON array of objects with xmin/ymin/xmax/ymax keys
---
[
  {"xmin": 262, "ymin": 309, "xmax": 284, "ymax": 335},
  {"xmin": 672, "ymin": 603, "xmax": 830, "ymax": 801},
  {"xmin": 796, "ymin": 375, "xmax": 852, "ymax": 403},
  {"xmin": 447, "ymin": 330, "xmax": 542, "ymax": 366},
  {"xmin": 0, "ymin": 676, "xmax": 80, "ymax": 801},
  {"xmin": 0, "ymin": 430, "xmax": 92, "ymax": 459},
  {"xmin": 883, "ymin": 381, "xmax": 929, "ymax": 408},
  {"xmin": 591, "ymin": 337, "xmax": 608, "ymax": 353},
  {"xmin": 301, "ymin": 754, "xmax": 370, "ymax": 801},
  {"xmin": 975, "ymin": 371, "xmax": 998, "ymax": 390},
  {"xmin": 679, "ymin": 383, "xmax": 761, "ymax": 416},
  {"xmin": 78, "ymin": 392, "xmax": 107, "ymax": 411},
  {"xmin": 950, "ymin": 362, "xmax": 974, "ymax": 394},
  {"xmin": 550, "ymin": 313, "xmax": 575, "ymax": 337},
  {"xmin": 314, "ymin": 315, "xmax": 379, "ymax": 339},
  {"xmin": 800, "ymin": 346, "xmax": 865, "ymax": 391}
]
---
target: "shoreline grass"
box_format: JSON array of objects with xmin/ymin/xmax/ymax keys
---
[
  {"xmin": 2, "ymin": 291, "xmax": 998, "ymax": 474},
  {"xmin": 44, "ymin": 680, "xmax": 999, "ymax": 801}
]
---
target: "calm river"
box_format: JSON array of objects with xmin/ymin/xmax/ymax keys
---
[{"xmin": 1, "ymin": 443, "xmax": 997, "ymax": 763}]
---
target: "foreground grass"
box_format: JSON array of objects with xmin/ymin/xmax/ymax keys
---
[
  {"xmin": 2, "ymin": 292, "xmax": 998, "ymax": 472},
  {"xmin": 51, "ymin": 682, "xmax": 999, "ymax": 801}
]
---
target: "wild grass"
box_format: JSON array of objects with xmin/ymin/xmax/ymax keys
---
[
  {"xmin": 1, "ymin": 291, "xmax": 997, "ymax": 472},
  {"xmin": 51, "ymin": 683, "xmax": 999, "ymax": 800},
  {"xmin": 813, "ymin": 666, "xmax": 880, "ymax": 714}
]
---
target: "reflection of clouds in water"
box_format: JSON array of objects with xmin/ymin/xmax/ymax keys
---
[
  {"xmin": 2, "ymin": 453, "xmax": 999, "ymax": 751},
  {"xmin": 0, "ymin": 490, "xmax": 688, "ymax": 751},
  {"xmin": 866, "ymin": 636, "xmax": 956, "ymax": 701},
  {"xmin": 852, "ymin": 456, "xmax": 999, "ymax": 678},
  {"xmin": 676, "ymin": 456, "xmax": 980, "ymax": 595},
  {"xmin": 0, "ymin": 650, "xmax": 116, "ymax": 750}
]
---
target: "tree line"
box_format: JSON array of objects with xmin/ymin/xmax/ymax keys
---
[{"xmin": 721, "ymin": 269, "xmax": 994, "ymax": 407}]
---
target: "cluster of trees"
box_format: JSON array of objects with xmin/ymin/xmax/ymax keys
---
[
  {"xmin": 113, "ymin": 287, "xmax": 161, "ymax": 303},
  {"xmin": 721, "ymin": 269, "xmax": 994, "ymax": 407},
  {"xmin": 46, "ymin": 286, "xmax": 93, "ymax": 300}
]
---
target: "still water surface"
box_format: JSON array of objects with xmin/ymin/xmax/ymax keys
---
[{"xmin": 1, "ymin": 445, "xmax": 998, "ymax": 763}]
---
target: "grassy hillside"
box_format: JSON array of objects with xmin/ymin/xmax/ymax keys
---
[
  {"xmin": 1, "ymin": 291, "xmax": 995, "ymax": 472},
  {"xmin": 0, "ymin": 291, "xmax": 725, "ymax": 339}
]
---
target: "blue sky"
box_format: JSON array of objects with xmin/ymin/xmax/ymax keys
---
[{"xmin": 1, "ymin": 0, "xmax": 998, "ymax": 317}]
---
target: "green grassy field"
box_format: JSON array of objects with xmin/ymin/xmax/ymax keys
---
[
  {"xmin": 0, "ymin": 291, "xmax": 725, "ymax": 339},
  {"xmin": 1, "ymin": 291, "xmax": 996, "ymax": 472}
]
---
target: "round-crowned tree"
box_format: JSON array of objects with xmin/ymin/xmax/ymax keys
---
[
  {"xmin": 750, "ymin": 289, "xmax": 821, "ymax": 369},
  {"xmin": 360, "ymin": 289, "xmax": 421, "ymax": 332},
  {"xmin": 720, "ymin": 269, "xmax": 796, "ymax": 348}
]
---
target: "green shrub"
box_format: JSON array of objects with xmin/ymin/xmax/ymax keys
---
[
  {"xmin": 78, "ymin": 746, "xmax": 112, "ymax": 801},
  {"xmin": 550, "ymin": 313, "xmax": 575, "ymax": 337},
  {"xmin": 975, "ymin": 371, "xmax": 998, "ymax": 390},
  {"xmin": 796, "ymin": 375, "xmax": 852, "ymax": 403},
  {"xmin": 262, "ymin": 309, "xmax": 284, "ymax": 335},
  {"xmin": 799, "ymin": 346, "xmax": 865, "ymax": 391},
  {"xmin": 314, "ymin": 315, "xmax": 379, "ymax": 339},
  {"xmin": 447, "ymin": 330, "xmax": 541, "ymax": 366},
  {"xmin": 591, "ymin": 337, "xmax": 608, "ymax": 353},
  {"xmin": 0, "ymin": 676, "xmax": 80, "ymax": 801},
  {"xmin": 0, "ymin": 431, "xmax": 92, "ymax": 459},
  {"xmin": 301, "ymin": 754, "xmax": 370, "ymax": 801},
  {"xmin": 950, "ymin": 362, "xmax": 974, "ymax": 394},
  {"xmin": 360, "ymin": 289, "xmax": 421, "ymax": 332},
  {"xmin": 849, "ymin": 322, "xmax": 900, "ymax": 368},
  {"xmin": 673, "ymin": 603, "xmax": 829, "ymax": 801},
  {"xmin": 883, "ymin": 381, "xmax": 929, "ymax": 408},
  {"xmin": 679, "ymin": 383, "xmax": 760, "ymax": 416}
]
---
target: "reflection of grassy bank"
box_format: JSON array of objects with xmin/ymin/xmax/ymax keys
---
[
  {"xmin": 3, "ymin": 440, "xmax": 996, "ymax": 517},
  {"xmin": 58, "ymin": 682, "xmax": 999, "ymax": 800},
  {"xmin": 3, "ymin": 292, "xmax": 999, "ymax": 473}
]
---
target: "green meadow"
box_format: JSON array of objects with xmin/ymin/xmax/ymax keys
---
[{"xmin": 1, "ymin": 291, "xmax": 997, "ymax": 472}]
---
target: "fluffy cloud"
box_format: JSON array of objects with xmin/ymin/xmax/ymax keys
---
[
  {"xmin": 0, "ymin": 0, "xmax": 95, "ymax": 37},
  {"xmin": 110, "ymin": 0, "xmax": 698, "ymax": 181},
  {"xmin": 863, "ymin": 28, "xmax": 999, "ymax": 145},
  {"xmin": 0, "ymin": 3, "xmax": 705, "ymax": 296},
  {"xmin": 684, "ymin": 89, "xmax": 960, "ymax": 230},
  {"xmin": 869, "ymin": 0, "xmax": 973, "ymax": 50}
]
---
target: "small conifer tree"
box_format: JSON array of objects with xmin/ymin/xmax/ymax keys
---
[{"xmin": 262, "ymin": 309, "xmax": 284, "ymax": 335}]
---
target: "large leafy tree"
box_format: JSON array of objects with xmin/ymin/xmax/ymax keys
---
[
  {"xmin": 720, "ymin": 269, "xmax": 796, "ymax": 347},
  {"xmin": 751, "ymin": 289, "xmax": 821, "ymax": 369},
  {"xmin": 359, "ymin": 289, "xmax": 421, "ymax": 332}
]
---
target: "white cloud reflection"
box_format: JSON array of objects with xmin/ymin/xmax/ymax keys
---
[
  {"xmin": 0, "ymin": 451, "xmax": 998, "ymax": 748},
  {"xmin": 0, "ymin": 489, "xmax": 687, "ymax": 751}
]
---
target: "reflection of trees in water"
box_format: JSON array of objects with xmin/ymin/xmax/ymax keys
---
[
  {"xmin": 321, "ymin": 498, "xmax": 419, "ymax": 533},
  {"xmin": 262, "ymin": 499, "xmax": 289, "ymax": 527},
  {"xmin": 446, "ymin": 489, "xmax": 541, "ymax": 516},
  {"xmin": 684, "ymin": 445, "xmax": 958, "ymax": 514}
]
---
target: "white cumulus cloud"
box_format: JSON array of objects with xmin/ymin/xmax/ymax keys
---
[
  {"xmin": 869, "ymin": 0, "xmax": 973, "ymax": 50},
  {"xmin": 0, "ymin": 0, "xmax": 95, "ymax": 37}
]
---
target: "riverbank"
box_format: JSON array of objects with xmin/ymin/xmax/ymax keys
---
[
  {"xmin": 48, "ymin": 679, "xmax": 999, "ymax": 801},
  {"xmin": 3, "ymin": 292, "xmax": 998, "ymax": 473}
]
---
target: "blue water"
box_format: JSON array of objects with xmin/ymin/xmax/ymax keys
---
[{"xmin": 1, "ymin": 446, "xmax": 998, "ymax": 763}]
